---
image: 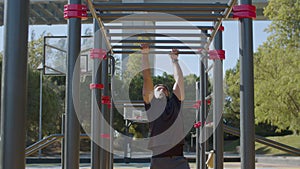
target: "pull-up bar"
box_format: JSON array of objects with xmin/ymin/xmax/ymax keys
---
[
  {"xmin": 92, "ymin": 13, "xmax": 225, "ymax": 22},
  {"xmin": 111, "ymin": 45, "xmax": 205, "ymax": 50},
  {"xmin": 104, "ymin": 25, "xmax": 214, "ymax": 30},
  {"xmin": 112, "ymin": 50, "xmax": 201, "ymax": 55},
  {"xmin": 95, "ymin": 8, "xmax": 226, "ymax": 12},
  {"xmin": 110, "ymin": 39, "xmax": 207, "ymax": 44},
  {"xmin": 108, "ymin": 33, "xmax": 211, "ymax": 38},
  {"xmin": 92, "ymin": 2, "xmax": 229, "ymax": 10}
]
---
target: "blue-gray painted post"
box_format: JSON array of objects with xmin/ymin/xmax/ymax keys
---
[
  {"xmin": 213, "ymin": 28, "xmax": 224, "ymax": 169},
  {"xmin": 100, "ymin": 45, "xmax": 111, "ymax": 169},
  {"xmin": 91, "ymin": 21, "xmax": 102, "ymax": 169},
  {"xmin": 199, "ymin": 56, "xmax": 206, "ymax": 169},
  {"xmin": 238, "ymin": 0, "xmax": 255, "ymax": 169},
  {"xmin": 0, "ymin": 0, "xmax": 29, "ymax": 168},
  {"xmin": 195, "ymin": 81, "xmax": 200, "ymax": 169},
  {"xmin": 64, "ymin": 0, "xmax": 82, "ymax": 168}
]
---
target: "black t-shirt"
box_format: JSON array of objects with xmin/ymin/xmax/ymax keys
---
[{"xmin": 145, "ymin": 93, "xmax": 185, "ymax": 155}]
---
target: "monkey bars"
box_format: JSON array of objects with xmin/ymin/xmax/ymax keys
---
[{"xmin": 85, "ymin": 0, "xmax": 237, "ymax": 55}]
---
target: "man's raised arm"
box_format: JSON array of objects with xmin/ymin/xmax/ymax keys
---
[
  {"xmin": 170, "ymin": 49, "xmax": 185, "ymax": 101},
  {"xmin": 141, "ymin": 44, "xmax": 154, "ymax": 104}
]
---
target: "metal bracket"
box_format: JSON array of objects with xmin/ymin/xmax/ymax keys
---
[
  {"xmin": 233, "ymin": 4, "xmax": 256, "ymax": 19},
  {"xmin": 90, "ymin": 48, "xmax": 107, "ymax": 60},
  {"xmin": 209, "ymin": 50, "xmax": 225, "ymax": 60},
  {"xmin": 101, "ymin": 96, "xmax": 111, "ymax": 108},
  {"xmin": 64, "ymin": 4, "xmax": 88, "ymax": 20},
  {"xmin": 90, "ymin": 83, "xmax": 104, "ymax": 90}
]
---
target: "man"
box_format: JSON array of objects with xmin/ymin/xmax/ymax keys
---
[{"xmin": 141, "ymin": 44, "xmax": 190, "ymax": 169}]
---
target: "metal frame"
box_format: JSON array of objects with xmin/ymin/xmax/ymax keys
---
[{"xmin": 0, "ymin": 0, "xmax": 259, "ymax": 169}]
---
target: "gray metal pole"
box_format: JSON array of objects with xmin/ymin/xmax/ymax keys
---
[
  {"xmin": 61, "ymin": 113, "xmax": 65, "ymax": 169},
  {"xmin": 0, "ymin": 0, "xmax": 29, "ymax": 168},
  {"xmin": 91, "ymin": 20, "xmax": 102, "ymax": 169},
  {"xmin": 199, "ymin": 55, "xmax": 207, "ymax": 169},
  {"xmin": 197, "ymin": 29, "xmax": 209, "ymax": 169},
  {"xmin": 39, "ymin": 70, "xmax": 43, "ymax": 157},
  {"xmin": 213, "ymin": 29, "xmax": 224, "ymax": 169},
  {"xmin": 238, "ymin": 0, "xmax": 255, "ymax": 169},
  {"xmin": 64, "ymin": 0, "xmax": 82, "ymax": 168},
  {"xmin": 195, "ymin": 81, "xmax": 200, "ymax": 169},
  {"xmin": 100, "ymin": 45, "xmax": 111, "ymax": 169}
]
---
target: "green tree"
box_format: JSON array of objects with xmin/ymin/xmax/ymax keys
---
[
  {"xmin": 254, "ymin": 0, "xmax": 300, "ymax": 134},
  {"xmin": 224, "ymin": 61, "xmax": 240, "ymax": 128},
  {"xmin": 26, "ymin": 33, "xmax": 65, "ymax": 144}
]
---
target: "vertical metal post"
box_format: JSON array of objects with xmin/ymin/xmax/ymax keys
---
[
  {"xmin": 213, "ymin": 28, "xmax": 224, "ymax": 169},
  {"xmin": 109, "ymin": 57, "xmax": 115, "ymax": 169},
  {"xmin": 91, "ymin": 21, "xmax": 102, "ymax": 169},
  {"xmin": 0, "ymin": 0, "xmax": 29, "ymax": 168},
  {"xmin": 195, "ymin": 81, "xmax": 200, "ymax": 169},
  {"xmin": 38, "ymin": 69, "xmax": 43, "ymax": 157},
  {"xmin": 61, "ymin": 113, "xmax": 65, "ymax": 169},
  {"xmin": 100, "ymin": 42, "xmax": 111, "ymax": 169},
  {"xmin": 199, "ymin": 30, "xmax": 209, "ymax": 169},
  {"xmin": 238, "ymin": 0, "xmax": 255, "ymax": 168},
  {"xmin": 64, "ymin": 0, "xmax": 82, "ymax": 168}
]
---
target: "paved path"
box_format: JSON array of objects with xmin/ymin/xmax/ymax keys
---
[{"xmin": 26, "ymin": 162, "xmax": 300, "ymax": 169}]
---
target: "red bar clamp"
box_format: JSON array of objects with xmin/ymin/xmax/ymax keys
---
[
  {"xmin": 192, "ymin": 100, "xmax": 211, "ymax": 109},
  {"xmin": 101, "ymin": 96, "xmax": 111, "ymax": 108},
  {"xmin": 233, "ymin": 4, "xmax": 256, "ymax": 19},
  {"xmin": 209, "ymin": 50, "xmax": 225, "ymax": 60},
  {"xmin": 218, "ymin": 25, "xmax": 224, "ymax": 32},
  {"xmin": 90, "ymin": 83, "xmax": 104, "ymax": 90},
  {"xmin": 64, "ymin": 4, "xmax": 88, "ymax": 20},
  {"xmin": 90, "ymin": 48, "xmax": 107, "ymax": 60},
  {"xmin": 101, "ymin": 134, "xmax": 111, "ymax": 139},
  {"xmin": 194, "ymin": 121, "xmax": 202, "ymax": 128},
  {"xmin": 194, "ymin": 121, "xmax": 213, "ymax": 128}
]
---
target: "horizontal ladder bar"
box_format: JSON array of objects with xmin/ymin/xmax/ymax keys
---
[
  {"xmin": 95, "ymin": 8, "xmax": 225, "ymax": 12},
  {"xmin": 110, "ymin": 39, "xmax": 207, "ymax": 44},
  {"xmin": 112, "ymin": 50, "xmax": 201, "ymax": 54},
  {"xmin": 105, "ymin": 25, "xmax": 214, "ymax": 30},
  {"xmin": 93, "ymin": 13, "xmax": 224, "ymax": 22},
  {"xmin": 111, "ymin": 45, "xmax": 205, "ymax": 50},
  {"xmin": 92, "ymin": 2, "xmax": 229, "ymax": 9},
  {"xmin": 108, "ymin": 33, "xmax": 211, "ymax": 38}
]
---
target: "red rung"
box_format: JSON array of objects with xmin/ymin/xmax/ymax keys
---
[
  {"xmin": 90, "ymin": 48, "xmax": 107, "ymax": 59},
  {"xmin": 90, "ymin": 83, "xmax": 104, "ymax": 89},
  {"xmin": 233, "ymin": 4, "xmax": 256, "ymax": 19}
]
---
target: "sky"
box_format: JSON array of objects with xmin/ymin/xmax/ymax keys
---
[{"xmin": 0, "ymin": 20, "xmax": 271, "ymax": 76}]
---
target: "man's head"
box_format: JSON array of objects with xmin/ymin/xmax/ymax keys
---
[{"xmin": 154, "ymin": 84, "xmax": 170, "ymax": 99}]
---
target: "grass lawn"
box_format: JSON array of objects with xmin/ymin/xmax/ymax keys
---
[{"xmin": 224, "ymin": 135, "xmax": 300, "ymax": 156}]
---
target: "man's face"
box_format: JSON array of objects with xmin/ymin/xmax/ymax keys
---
[{"xmin": 154, "ymin": 85, "xmax": 169, "ymax": 99}]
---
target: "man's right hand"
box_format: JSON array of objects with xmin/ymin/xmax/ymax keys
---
[{"xmin": 141, "ymin": 43, "xmax": 150, "ymax": 54}]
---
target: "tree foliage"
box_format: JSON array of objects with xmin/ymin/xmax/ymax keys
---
[
  {"xmin": 224, "ymin": 62, "xmax": 240, "ymax": 128},
  {"xmin": 224, "ymin": 0, "xmax": 300, "ymax": 135},
  {"xmin": 254, "ymin": 0, "xmax": 300, "ymax": 134},
  {"xmin": 25, "ymin": 32, "xmax": 65, "ymax": 144}
]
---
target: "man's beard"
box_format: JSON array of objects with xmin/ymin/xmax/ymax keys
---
[{"xmin": 154, "ymin": 90, "xmax": 167, "ymax": 100}]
